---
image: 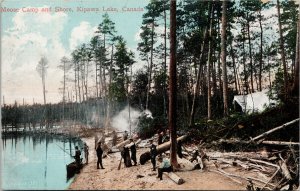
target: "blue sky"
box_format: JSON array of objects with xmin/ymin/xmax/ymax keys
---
[{"xmin": 1, "ymin": 0, "xmax": 149, "ymax": 104}]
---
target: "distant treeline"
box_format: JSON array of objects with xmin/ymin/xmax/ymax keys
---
[{"xmin": 1, "ymin": 98, "xmax": 118, "ymax": 130}]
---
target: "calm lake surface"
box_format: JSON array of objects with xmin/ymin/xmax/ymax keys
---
[{"xmin": 1, "ymin": 133, "xmax": 84, "ymax": 190}]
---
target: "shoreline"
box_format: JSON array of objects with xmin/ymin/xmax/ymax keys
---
[{"xmin": 68, "ymin": 134, "xmax": 246, "ymax": 190}]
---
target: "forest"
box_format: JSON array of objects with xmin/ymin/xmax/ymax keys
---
[{"xmin": 2, "ymin": 0, "xmax": 299, "ymax": 138}]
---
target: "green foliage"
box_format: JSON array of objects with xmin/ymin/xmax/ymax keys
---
[{"xmin": 135, "ymin": 115, "xmax": 166, "ymax": 139}]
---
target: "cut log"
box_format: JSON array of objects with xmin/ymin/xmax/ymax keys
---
[
  {"xmin": 262, "ymin": 140, "xmax": 300, "ymax": 146},
  {"xmin": 139, "ymin": 135, "xmax": 188, "ymax": 165},
  {"xmin": 114, "ymin": 139, "xmax": 131, "ymax": 150},
  {"xmin": 279, "ymin": 160, "xmax": 292, "ymax": 180},
  {"xmin": 135, "ymin": 139, "xmax": 142, "ymax": 145},
  {"xmin": 250, "ymin": 118, "xmax": 299, "ymax": 142},
  {"xmin": 163, "ymin": 172, "xmax": 184, "ymax": 185}
]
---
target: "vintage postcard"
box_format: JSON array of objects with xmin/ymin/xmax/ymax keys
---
[{"xmin": 1, "ymin": 0, "xmax": 299, "ymax": 190}]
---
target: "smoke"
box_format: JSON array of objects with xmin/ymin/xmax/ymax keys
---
[{"xmin": 111, "ymin": 106, "xmax": 152, "ymax": 133}]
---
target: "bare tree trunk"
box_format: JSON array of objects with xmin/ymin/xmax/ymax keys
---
[
  {"xmin": 96, "ymin": 61, "xmax": 99, "ymax": 98},
  {"xmin": 163, "ymin": 6, "xmax": 167, "ymax": 118},
  {"xmin": 221, "ymin": 0, "xmax": 228, "ymax": 117},
  {"xmin": 146, "ymin": 21, "xmax": 155, "ymax": 110},
  {"xmin": 169, "ymin": 0, "xmax": 178, "ymax": 168},
  {"xmin": 75, "ymin": 63, "xmax": 78, "ymax": 102},
  {"xmin": 85, "ymin": 60, "xmax": 89, "ymax": 100},
  {"xmin": 230, "ymin": 42, "xmax": 238, "ymax": 93},
  {"xmin": 277, "ymin": 0, "xmax": 288, "ymax": 97},
  {"xmin": 212, "ymin": 52, "xmax": 217, "ymax": 95},
  {"xmin": 292, "ymin": 5, "xmax": 299, "ymax": 95},
  {"xmin": 246, "ymin": 20, "xmax": 254, "ymax": 93},
  {"xmin": 42, "ymin": 70, "xmax": 46, "ymax": 105},
  {"xmin": 242, "ymin": 30, "xmax": 249, "ymax": 94},
  {"xmin": 189, "ymin": 2, "xmax": 211, "ymax": 127},
  {"xmin": 207, "ymin": 4, "xmax": 214, "ymax": 120},
  {"xmin": 258, "ymin": 9, "xmax": 263, "ymax": 92},
  {"xmin": 78, "ymin": 63, "xmax": 81, "ymax": 103}
]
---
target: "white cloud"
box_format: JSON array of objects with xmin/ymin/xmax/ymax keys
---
[
  {"xmin": 2, "ymin": 7, "xmax": 68, "ymax": 104},
  {"xmin": 69, "ymin": 21, "xmax": 97, "ymax": 51}
]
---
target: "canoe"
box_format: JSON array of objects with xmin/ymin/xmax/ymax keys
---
[{"xmin": 66, "ymin": 159, "xmax": 83, "ymax": 178}]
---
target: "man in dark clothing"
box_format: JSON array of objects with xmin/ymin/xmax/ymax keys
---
[
  {"xmin": 149, "ymin": 139, "xmax": 157, "ymax": 171},
  {"xmin": 190, "ymin": 149, "xmax": 199, "ymax": 163},
  {"xmin": 177, "ymin": 140, "xmax": 183, "ymax": 158},
  {"xmin": 112, "ymin": 130, "xmax": 117, "ymax": 146},
  {"xmin": 123, "ymin": 130, "xmax": 128, "ymax": 141},
  {"xmin": 96, "ymin": 142, "xmax": 104, "ymax": 169},
  {"xmin": 162, "ymin": 130, "xmax": 169, "ymax": 143},
  {"xmin": 129, "ymin": 138, "xmax": 137, "ymax": 166},
  {"xmin": 121, "ymin": 146, "xmax": 132, "ymax": 167},
  {"xmin": 158, "ymin": 131, "xmax": 163, "ymax": 145},
  {"xmin": 74, "ymin": 146, "xmax": 81, "ymax": 167}
]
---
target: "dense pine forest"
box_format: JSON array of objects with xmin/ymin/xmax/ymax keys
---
[{"xmin": 2, "ymin": 0, "xmax": 299, "ymax": 139}]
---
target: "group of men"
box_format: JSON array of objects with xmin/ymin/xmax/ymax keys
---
[
  {"xmin": 121, "ymin": 138, "xmax": 137, "ymax": 167},
  {"xmin": 73, "ymin": 129, "xmax": 183, "ymax": 181}
]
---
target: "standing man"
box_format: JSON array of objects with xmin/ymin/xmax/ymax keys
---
[
  {"xmin": 129, "ymin": 138, "xmax": 137, "ymax": 166},
  {"xmin": 149, "ymin": 139, "xmax": 157, "ymax": 171},
  {"xmin": 157, "ymin": 155, "xmax": 173, "ymax": 180},
  {"xmin": 123, "ymin": 130, "xmax": 128, "ymax": 141},
  {"xmin": 74, "ymin": 146, "xmax": 81, "ymax": 167},
  {"xmin": 83, "ymin": 142, "xmax": 89, "ymax": 164},
  {"xmin": 96, "ymin": 142, "xmax": 104, "ymax": 169},
  {"xmin": 94, "ymin": 134, "xmax": 99, "ymax": 149},
  {"xmin": 177, "ymin": 139, "xmax": 183, "ymax": 158},
  {"xmin": 112, "ymin": 130, "xmax": 117, "ymax": 146},
  {"xmin": 158, "ymin": 131, "xmax": 163, "ymax": 145},
  {"xmin": 121, "ymin": 146, "xmax": 132, "ymax": 167}
]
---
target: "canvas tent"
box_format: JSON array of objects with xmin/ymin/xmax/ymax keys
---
[{"xmin": 233, "ymin": 89, "xmax": 278, "ymax": 114}]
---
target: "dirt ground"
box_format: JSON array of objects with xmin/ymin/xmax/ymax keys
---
[{"xmin": 68, "ymin": 136, "xmax": 247, "ymax": 190}]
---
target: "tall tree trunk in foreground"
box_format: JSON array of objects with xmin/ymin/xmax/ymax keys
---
[{"xmin": 169, "ymin": 0, "xmax": 178, "ymax": 168}]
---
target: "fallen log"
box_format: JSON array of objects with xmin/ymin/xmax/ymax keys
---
[
  {"xmin": 250, "ymin": 118, "xmax": 299, "ymax": 142},
  {"xmin": 139, "ymin": 135, "xmax": 188, "ymax": 165},
  {"xmin": 262, "ymin": 140, "xmax": 300, "ymax": 146},
  {"xmin": 163, "ymin": 172, "xmax": 184, "ymax": 185},
  {"xmin": 114, "ymin": 139, "xmax": 131, "ymax": 150}
]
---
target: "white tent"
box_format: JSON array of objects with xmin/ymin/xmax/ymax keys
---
[{"xmin": 233, "ymin": 89, "xmax": 278, "ymax": 114}]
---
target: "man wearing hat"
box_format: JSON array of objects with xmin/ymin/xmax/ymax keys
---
[
  {"xmin": 129, "ymin": 138, "xmax": 137, "ymax": 166},
  {"xmin": 74, "ymin": 146, "xmax": 81, "ymax": 167},
  {"xmin": 123, "ymin": 130, "xmax": 128, "ymax": 141},
  {"xmin": 96, "ymin": 141, "xmax": 104, "ymax": 169},
  {"xmin": 157, "ymin": 155, "xmax": 173, "ymax": 180},
  {"xmin": 149, "ymin": 139, "xmax": 157, "ymax": 171},
  {"xmin": 83, "ymin": 142, "xmax": 89, "ymax": 164}
]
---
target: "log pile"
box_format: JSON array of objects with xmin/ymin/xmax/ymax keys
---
[{"xmin": 201, "ymin": 119, "xmax": 300, "ymax": 190}]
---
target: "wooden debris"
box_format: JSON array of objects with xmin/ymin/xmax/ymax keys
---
[
  {"xmin": 279, "ymin": 160, "xmax": 292, "ymax": 180},
  {"xmin": 261, "ymin": 168, "xmax": 280, "ymax": 190},
  {"xmin": 164, "ymin": 172, "xmax": 184, "ymax": 185},
  {"xmin": 139, "ymin": 135, "xmax": 188, "ymax": 165},
  {"xmin": 114, "ymin": 139, "xmax": 131, "ymax": 150},
  {"xmin": 250, "ymin": 118, "xmax": 299, "ymax": 142},
  {"xmin": 210, "ymin": 169, "xmax": 243, "ymax": 185}
]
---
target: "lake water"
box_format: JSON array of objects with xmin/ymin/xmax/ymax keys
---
[{"xmin": 1, "ymin": 133, "xmax": 84, "ymax": 190}]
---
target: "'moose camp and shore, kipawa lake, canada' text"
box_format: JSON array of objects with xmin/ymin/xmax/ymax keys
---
[{"xmin": 0, "ymin": 6, "xmax": 144, "ymax": 13}]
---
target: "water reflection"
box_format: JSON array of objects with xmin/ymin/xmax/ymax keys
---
[{"xmin": 1, "ymin": 133, "xmax": 83, "ymax": 190}]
